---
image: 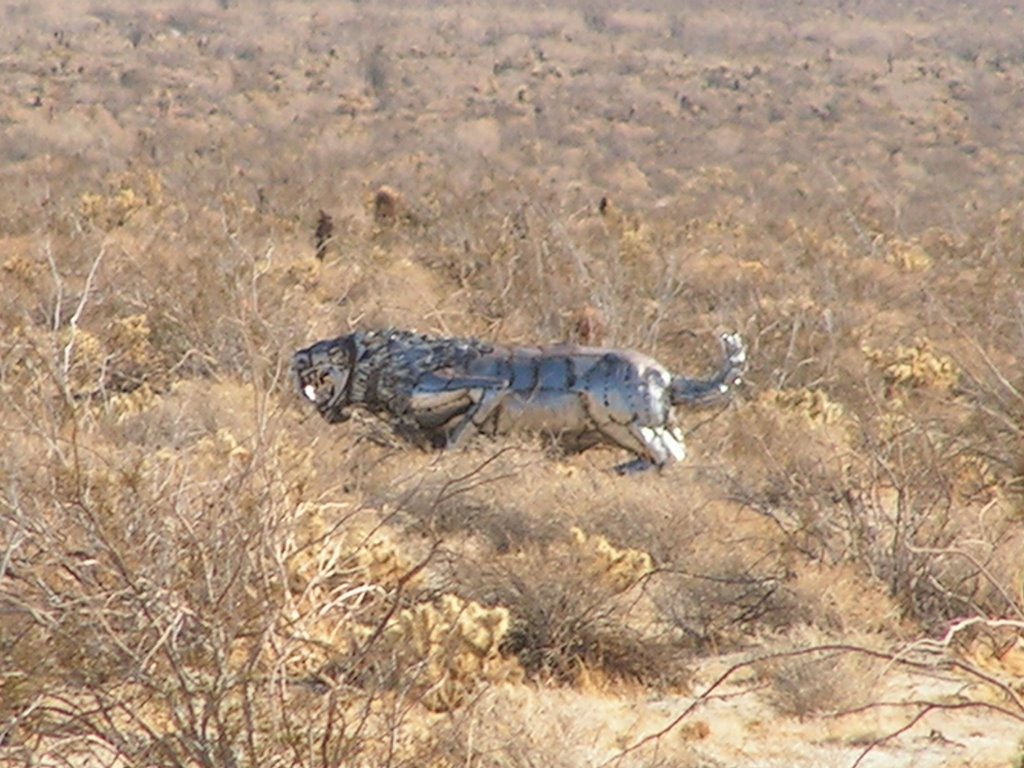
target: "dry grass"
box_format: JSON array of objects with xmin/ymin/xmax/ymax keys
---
[{"xmin": 2, "ymin": 1, "xmax": 1024, "ymax": 765}]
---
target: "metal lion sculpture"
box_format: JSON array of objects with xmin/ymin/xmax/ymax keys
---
[{"xmin": 291, "ymin": 328, "xmax": 745, "ymax": 474}]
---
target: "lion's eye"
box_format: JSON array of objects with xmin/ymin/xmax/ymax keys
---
[{"xmin": 303, "ymin": 383, "xmax": 318, "ymax": 401}]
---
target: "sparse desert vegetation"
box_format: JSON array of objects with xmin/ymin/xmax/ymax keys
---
[{"xmin": 1, "ymin": 1, "xmax": 1023, "ymax": 765}]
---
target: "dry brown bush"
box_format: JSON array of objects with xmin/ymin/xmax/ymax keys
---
[
  {"xmin": 758, "ymin": 627, "xmax": 884, "ymax": 720},
  {"xmin": 447, "ymin": 530, "xmax": 689, "ymax": 687},
  {"xmin": 0, "ymin": 391, "xmax": 502, "ymax": 764}
]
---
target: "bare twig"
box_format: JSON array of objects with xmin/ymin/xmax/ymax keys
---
[
  {"xmin": 58, "ymin": 244, "xmax": 107, "ymax": 394},
  {"xmin": 903, "ymin": 543, "xmax": 1024, "ymax": 621}
]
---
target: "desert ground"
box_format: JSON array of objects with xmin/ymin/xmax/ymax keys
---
[{"xmin": 1, "ymin": 0, "xmax": 1023, "ymax": 765}]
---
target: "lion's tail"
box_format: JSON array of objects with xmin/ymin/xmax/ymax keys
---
[{"xmin": 669, "ymin": 332, "xmax": 746, "ymax": 406}]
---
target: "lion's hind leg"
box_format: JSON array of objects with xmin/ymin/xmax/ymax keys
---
[{"xmin": 595, "ymin": 421, "xmax": 686, "ymax": 474}]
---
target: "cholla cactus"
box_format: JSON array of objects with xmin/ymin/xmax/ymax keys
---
[
  {"xmin": 570, "ymin": 527, "xmax": 654, "ymax": 593},
  {"xmin": 760, "ymin": 388, "xmax": 847, "ymax": 427},
  {"xmin": 383, "ymin": 594, "xmax": 518, "ymax": 711},
  {"xmin": 864, "ymin": 338, "xmax": 960, "ymax": 393}
]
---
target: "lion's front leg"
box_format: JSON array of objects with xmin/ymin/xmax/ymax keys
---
[
  {"xmin": 444, "ymin": 387, "xmax": 509, "ymax": 449},
  {"xmin": 405, "ymin": 372, "xmax": 510, "ymax": 448}
]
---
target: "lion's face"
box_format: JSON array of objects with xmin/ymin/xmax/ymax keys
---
[{"xmin": 291, "ymin": 337, "xmax": 357, "ymax": 423}]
